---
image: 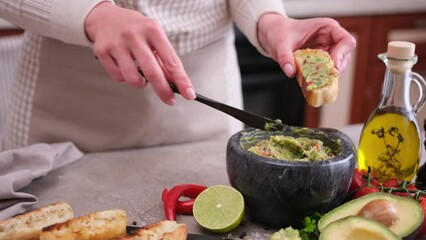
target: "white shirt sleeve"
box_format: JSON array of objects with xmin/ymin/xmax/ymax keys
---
[
  {"xmin": 229, "ymin": 0, "xmax": 287, "ymax": 56},
  {"xmin": 0, "ymin": 0, "xmax": 114, "ymax": 47}
]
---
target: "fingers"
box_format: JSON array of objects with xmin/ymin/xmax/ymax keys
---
[
  {"xmin": 95, "ymin": 47, "xmax": 148, "ymax": 88},
  {"xmin": 329, "ymin": 25, "xmax": 357, "ymax": 72},
  {"xmin": 330, "ymin": 39, "xmax": 356, "ymax": 72},
  {"xmin": 96, "ymin": 42, "xmax": 177, "ymax": 105},
  {"xmin": 331, "ymin": 42, "xmax": 355, "ymax": 73},
  {"xmin": 257, "ymin": 15, "xmax": 297, "ymax": 78},
  {"xmin": 132, "ymin": 45, "xmax": 176, "ymax": 105},
  {"xmin": 88, "ymin": 5, "xmax": 194, "ymax": 105},
  {"xmin": 96, "ymin": 53, "xmax": 124, "ymax": 83},
  {"xmin": 266, "ymin": 17, "xmax": 356, "ymax": 78},
  {"xmin": 275, "ymin": 46, "xmax": 296, "ymax": 78},
  {"xmin": 148, "ymin": 30, "xmax": 195, "ymax": 100},
  {"xmin": 115, "ymin": 51, "xmax": 148, "ymax": 88},
  {"xmin": 337, "ymin": 53, "xmax": 352, "ymax": 74}
]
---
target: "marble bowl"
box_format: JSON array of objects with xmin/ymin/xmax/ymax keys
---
[{"xmin": 226, "ymin": 127, "xmax": 356, "ymax": 228}]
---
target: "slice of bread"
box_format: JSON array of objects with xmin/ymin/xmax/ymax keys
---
[
  {"xmin": 0, "ymin": 202, "xmax": 74, "ymax": 240},
  {"xmin": 121, "ymin": 220, "xmax": 187, "ymax": 240},
  {"xmin": 39, "ymin": 209, "xmax": 127, "ymax": 240},
  {"xmin": 294, "ymin": 48, "xmax": 339, "ymax": 107}
]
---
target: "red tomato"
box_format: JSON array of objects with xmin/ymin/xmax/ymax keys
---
[
  {"xmin": 383, "ymin": 179, "xmax": 418, "ymax": 197},
  {"xmin": 349, "ymin": 169, "xmax": 365, "ymax": 192},
  {"xmin": 408, "ymin": 184, "xmax": 418, "ymax": 191},
  {"xmin": 393, "ymin": 185, "xmax": 417, "ymax": 197},
  {"xmin": 353, "ymin": 186, "xmax": 380, "ymax": 199},
  {"xmin": 349, "ymin": 169, "xmax": 380, "ymax": 193},
  {"xmin": 382, "ymin": 179, "xmax": 400, "ymax": 188},
  {"xmin": 417, "ymin": 196, "xmax": 426, "ymax": 237}
]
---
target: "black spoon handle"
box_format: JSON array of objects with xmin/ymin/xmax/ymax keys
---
[
  {"xmin": 168, "ymin": 83, "xmax": 281, "ymax": 130},
  {"xmin": 136, "ymin": 67, "xmax": 281, "ymax": 130}
]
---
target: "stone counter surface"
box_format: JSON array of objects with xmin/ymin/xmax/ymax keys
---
[
  {"xmin": 22, "ymin": 138, "xmax": 274, "ymax": 239},
  {"xmin": 19, "ymin": 124, "xmax": 426, "ymax": 239}
]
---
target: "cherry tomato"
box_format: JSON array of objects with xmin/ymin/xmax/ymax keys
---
[
  {"xmin": 417, "ymin": 196, "xmax": 426, "ymax": 237},
  {"xmin": 382, "ymin": 179, "xmax": 400, "ymax": 188},
  {"xmin": 353, "ymin": 186, "xmax": 380, "ymax": 199},
  {"xmin": 349, "ymin": 169, "xmax": 380, "ymax": 193},
  {"xmin": 408, "ymin": 184, "xmax": 417, "ymax": 191},
  {"xmin": 383, "ymin": 179, "xmax": 418, "ymax": 197}
]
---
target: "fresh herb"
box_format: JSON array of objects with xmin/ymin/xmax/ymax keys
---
[
  {"xmin": 370, "ymin": 126, "xmax": 413, "ymax": 181},
  {"xmin": 299, "ymin": 212, "xmax": 322, "ymax": 240}
]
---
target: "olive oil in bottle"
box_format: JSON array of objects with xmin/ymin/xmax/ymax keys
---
[
  {"xmin": 358, "ymin": 41, "xmax": 426, "ymax": 182},
  {"xmin": 358, "ymin": 107, "xmax": 421, "ymax": 182}
]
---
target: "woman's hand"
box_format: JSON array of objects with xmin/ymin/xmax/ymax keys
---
[
  {"xmin": 257, "ymin": 13, "xmax": 356, "ymax": 78},
  {"xmin": 84, "ymin": 2, "xmax": 196, "ymax": 105}
]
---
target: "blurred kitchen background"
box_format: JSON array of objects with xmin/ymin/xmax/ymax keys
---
[{"xmin": 0, "ymin": 0, "xmax": 426, "ymax": 137}]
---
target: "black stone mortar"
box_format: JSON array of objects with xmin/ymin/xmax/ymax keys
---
[{"xmin": 226, "ymin": 127, "xmax": 356, "ymax": 228}]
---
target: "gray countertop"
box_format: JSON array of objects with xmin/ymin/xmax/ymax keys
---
[
  {"xmin": 22, "ymin": 137, "xmax": 273, "ymax": 239},
  {"xmin": 20, "ymin": 125, "xmax": 365, "ymax": 240}
]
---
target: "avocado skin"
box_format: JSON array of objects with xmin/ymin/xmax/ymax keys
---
[
  {"xmin": 404, "ymin": 226, "xmax": 421, "ymax": 240},
  {"xmin": 226, "ymin": 127, "xmax": 356, "ymax": 228}
]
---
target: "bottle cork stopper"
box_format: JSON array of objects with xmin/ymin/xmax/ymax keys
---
[{"xmin": 387, "ymin": 41, "xmax": 416, "ymax": 59}]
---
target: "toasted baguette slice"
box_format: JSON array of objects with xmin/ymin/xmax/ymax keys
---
[
  {"xmin": 121, "ymin": 220, "xmax": 187, "ymax": 240},
  {"xmin": 294, "ymin": 48, "xmax": 339, "ymax": 107},
  {"xmin": 0, "ymin": 202, "xmax": 74, "ymax": 240},
  {"xmin": 39, "ymin": 209, "xmax": 127, "ymax": 240}
]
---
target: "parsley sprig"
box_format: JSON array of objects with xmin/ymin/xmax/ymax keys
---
[{"xmin": 299, "ymin": 212, "xmax": 322, "ymax": 240}]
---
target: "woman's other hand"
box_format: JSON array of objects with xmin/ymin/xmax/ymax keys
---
[
  {"xmin": 84, "ymin": 2, "xmax": 196, "ymax": 105},
  {"xmin": 257, "ymin": 13, "xmax": 356, "ymax": 78}
]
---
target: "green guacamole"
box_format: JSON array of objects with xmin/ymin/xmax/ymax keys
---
[
  {"xmin": 302, "ymin": 54, "xmax": 337, "ymax": 92},
  {"xmin": 248, "ymin": 135, "xmax": 334, "ymax": 161},
  {"xmin": 269, "ymin": 227, "xmax": 302, "ymax": 240}
]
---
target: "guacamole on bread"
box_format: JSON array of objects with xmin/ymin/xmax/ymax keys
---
[
  {"xmin": 294, "ymin": 48, "xmax": 339, "ymax": 107},
  {"xmin": 248, "ymin": 135, "xmax": 334, "ymax": 161},
  {"xmin": 300, "ymin": 52, "xmax": 336, "ymax": 91}
]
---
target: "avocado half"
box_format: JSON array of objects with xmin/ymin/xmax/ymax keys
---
[
  {"xmin": 319, "ymin": 216, "xmax": 400, "ymax": 240},
  {"xmin": 318, "ymin": 193, "xmax": 423, "ymax": 240}
]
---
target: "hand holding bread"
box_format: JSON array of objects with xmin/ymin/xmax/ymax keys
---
[{"xmin": 294, "ymin": 48, "xmax": 340, "ymax": 107}]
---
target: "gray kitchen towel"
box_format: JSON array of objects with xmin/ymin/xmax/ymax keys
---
[{"xmin": 0, "ymin": 142, "xmax": 83, "ymax": 220}]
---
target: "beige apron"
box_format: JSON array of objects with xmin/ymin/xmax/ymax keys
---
[{"xmin": 25, "ymin": 30, "xmax": 243, "ymax": 152}]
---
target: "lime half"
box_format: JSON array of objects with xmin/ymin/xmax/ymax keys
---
[{"xmin": 193, "ymin": 185, "xmax": 245, "ymax": 233}]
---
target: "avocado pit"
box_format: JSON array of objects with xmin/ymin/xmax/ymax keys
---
[{"xmin": 357, "ymin": 199, "xmax": 398, "ymax": 227}]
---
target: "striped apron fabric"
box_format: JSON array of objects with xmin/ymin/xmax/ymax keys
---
[{"xmin": 0, "ymin": 0, "xmax": 285, "ymax": 152}]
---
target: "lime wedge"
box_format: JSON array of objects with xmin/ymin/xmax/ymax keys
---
[{"xmin": 193, "ymin": 185, "xmax": 245, "ymax": 233}]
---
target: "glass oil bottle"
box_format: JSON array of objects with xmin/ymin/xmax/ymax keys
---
[{"xmin": 358, "ymin": 41, "xmax": 426, "ymax": 182}]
